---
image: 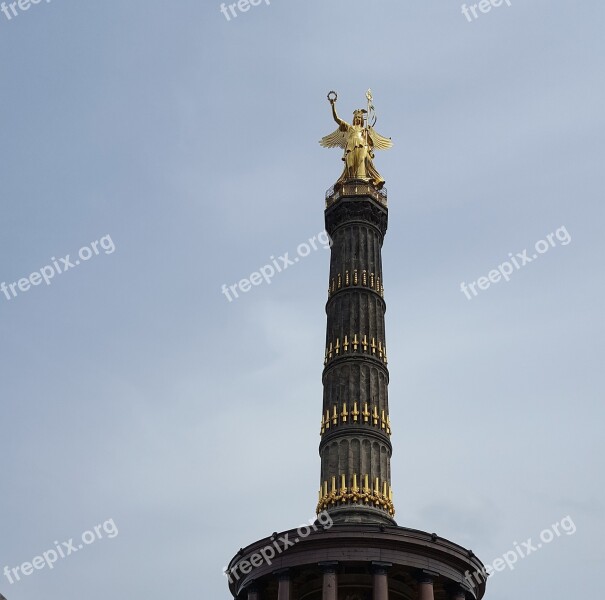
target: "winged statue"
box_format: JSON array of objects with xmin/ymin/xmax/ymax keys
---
[{"xmin": 320, "ymin": 90, "xmax": 392, "ymax": 189}]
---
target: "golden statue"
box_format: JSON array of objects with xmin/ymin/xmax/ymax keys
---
[{"xmin": 320, "ymin": 90, "xmax": 393, "ymax": 189}]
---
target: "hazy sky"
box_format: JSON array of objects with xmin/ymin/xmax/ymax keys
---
[{"xmin": 1, "ymin": 1, "xmax": 603, "ymax": 599}]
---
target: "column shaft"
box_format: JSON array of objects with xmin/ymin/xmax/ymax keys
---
[
  {"xmin": 418, "ymin": 581, "xmax": 434, "ymax": 600},
  {"xmin": 373, "ymin": 570, "xmax": 389, "ymax": 600},
  {"xmin": 322, "ymin": 570, "xmax": 338, "ymax": 600},
  {"xmin": 277, "ymin": 575, "xmax": 291, "ymax": 600}
]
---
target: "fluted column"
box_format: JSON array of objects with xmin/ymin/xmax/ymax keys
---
[
  {"xmin": 318, "ymin": 189, "xmax": 394, "ymax": 524},
  {"xmin": 320, "ymin": 562, "xmax": 338, "ymax": 600},
  {"xmin": 372, "ymin": 561, "xmax": 391, "ymax": 600}
]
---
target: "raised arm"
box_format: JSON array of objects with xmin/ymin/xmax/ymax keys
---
[{"xmin": 330, "ymin": 98, "xmax": 346, "ymax": 127}]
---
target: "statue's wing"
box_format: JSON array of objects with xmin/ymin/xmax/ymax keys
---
[
  {"xmin": 368, "ymin": 127, "xmax": 393, "ymax": 150},
  {"xmin": 319, "ymin": 126, "xmax": 348, "ymax": 149}
]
